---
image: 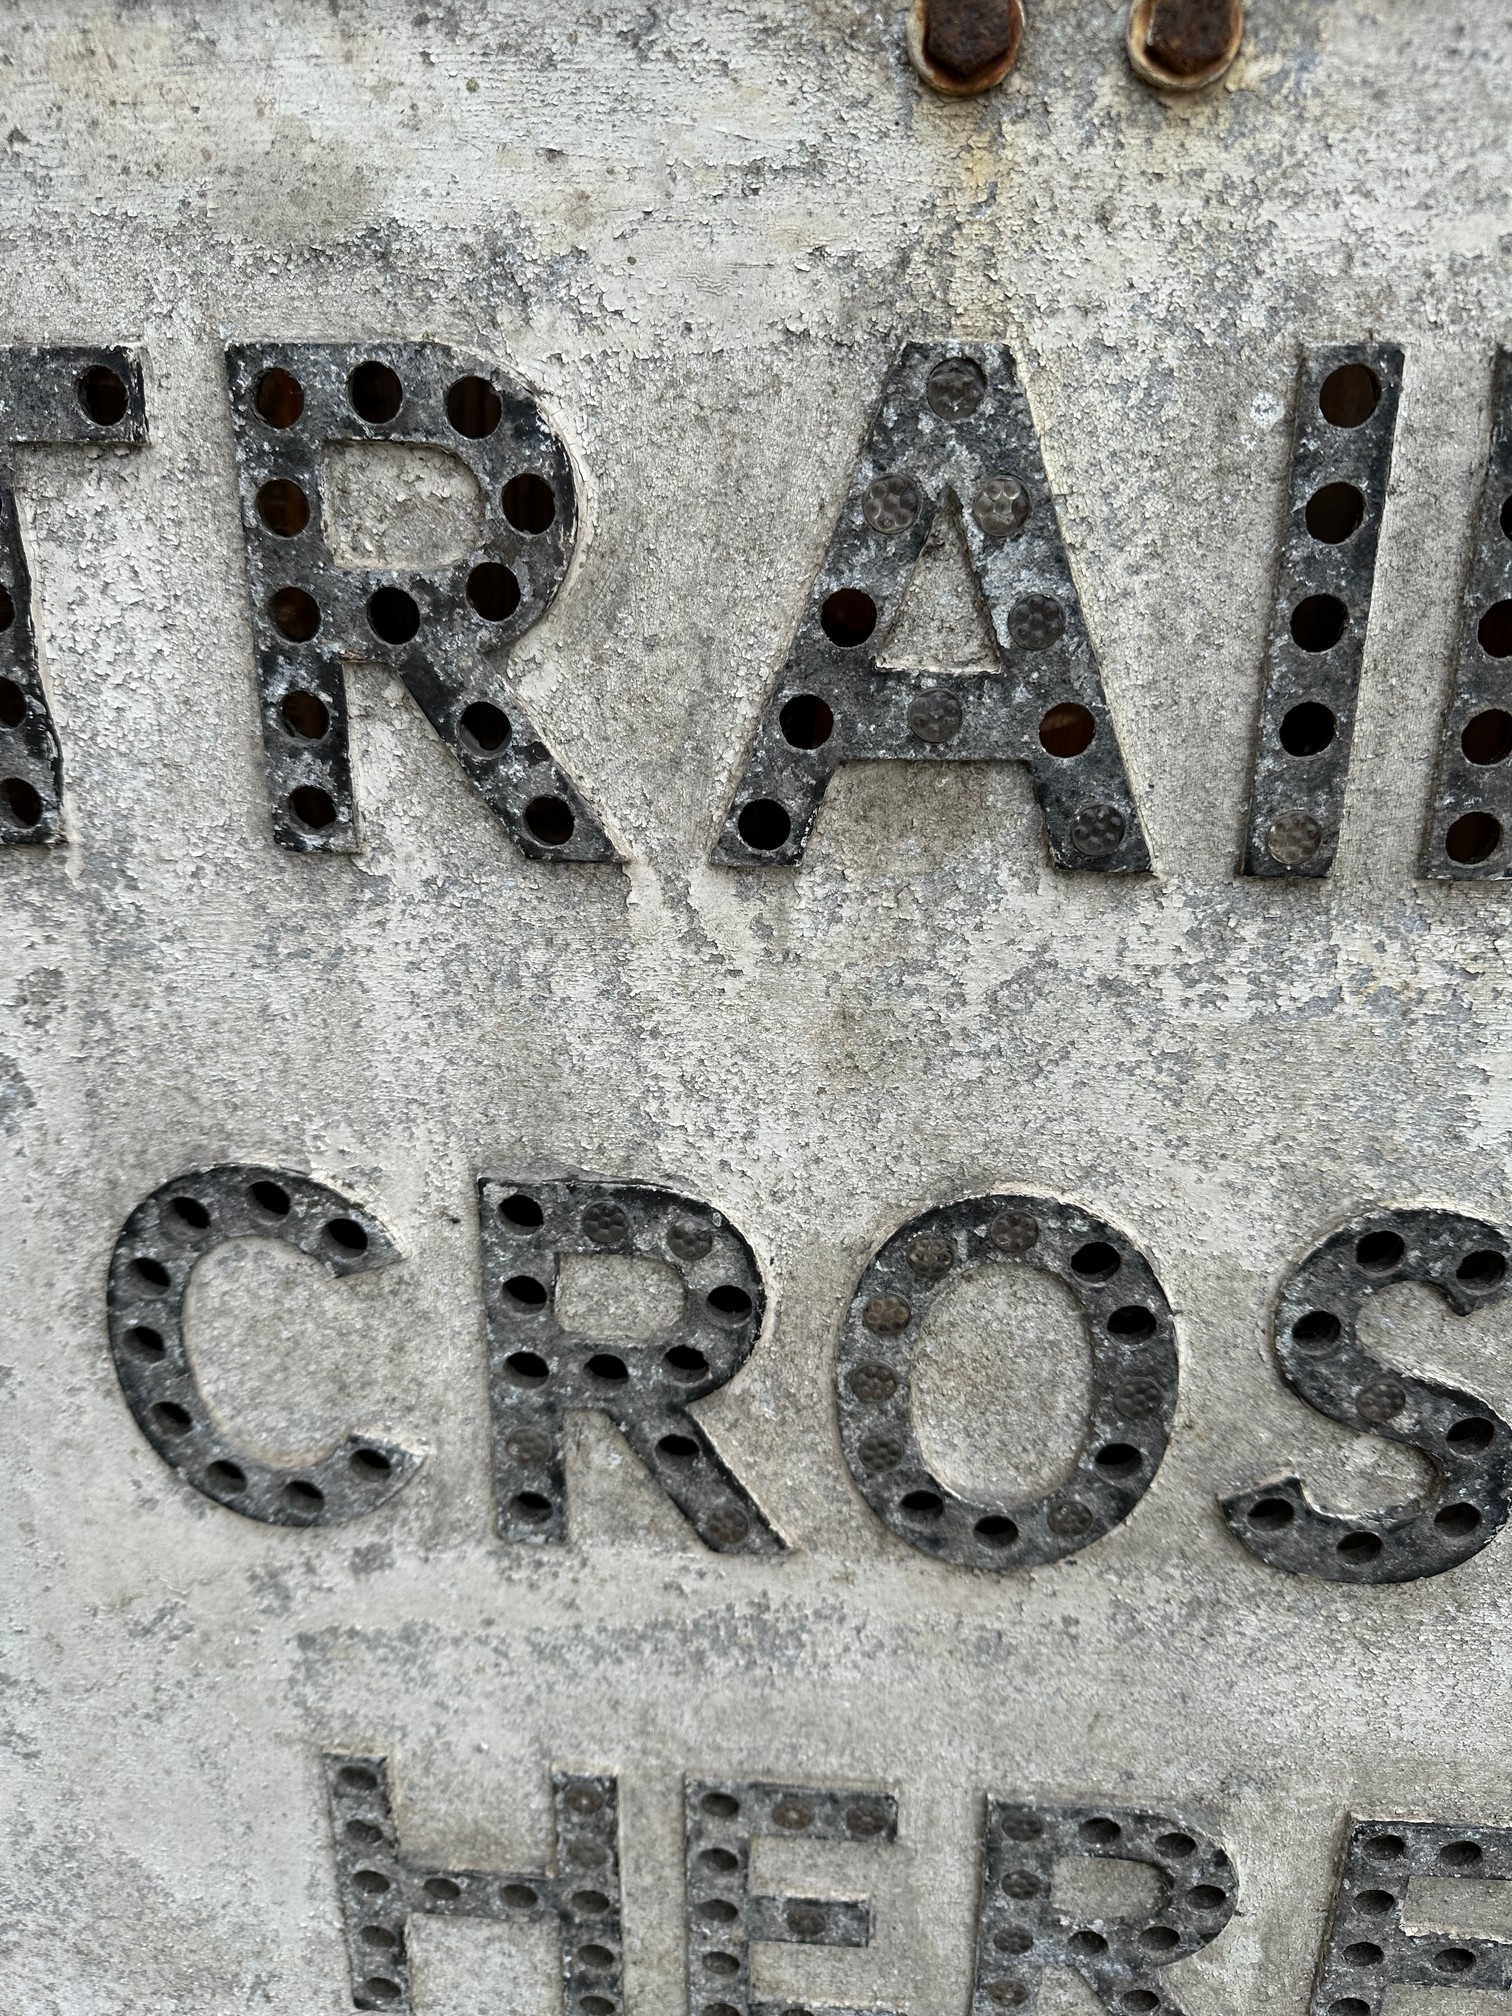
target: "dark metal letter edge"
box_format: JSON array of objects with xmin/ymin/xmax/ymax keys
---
[
  {"xmin": 225, "ymin": 342, "xmax": 619, "ymax": 863},
  {"xmin": 325, "ymin": 1754, "xmax": 622, "ymax": 2015},
  {"xmin": 107, "ymin": 1163, "xmax": 422, "ymax": 1524},
  {"xmin": 480, "ymin": 1176, "xmax": 783, "ymax": 1554},
  {"xmin": 1423, "ymin": 347, "xmax": 1512, "ymax": 878},
  {"xmin": 1240, "ymin": 343, "xmax": 1403, "ymax": 879},
  {"xmin": 972, "ymin": 1799, "xmax": 1238, "ymax": 2015},
  {"xmin": 0, "ymin": 346, "xmax": 148, "ymax": 845},
  {"xmin": 1221, "ymin": 1208, "xmax": 1512, "ymax": 1580},
  {"xmin": 712, "ymin": 342, "xmax": 1151, "ymax": 874},
  {"xmin": 837, "ymin": 1192, "xmax": 1177, "ymax": 1570}
]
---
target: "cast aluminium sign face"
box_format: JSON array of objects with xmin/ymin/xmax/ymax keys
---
[{"xmin": 4, "ymin": 3, "xmax": 1512, "ymax": 2014}]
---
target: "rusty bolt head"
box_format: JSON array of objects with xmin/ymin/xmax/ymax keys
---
[
  {"xmin": 989, "ymin": 1211, "xmax": 1038, "ymax": 1254},
  {"xmin": 1357, "ymin": 1378, "xmax": 1408, "ymax": 1424},
  {"xmin": 1128, "ymin": 0, "xmax": 1243, "ymax": 89},
  {"xmin": 582, "ymin": 1199, "xmax": 629, "ymax": 1247},
  {"xmin": 914, "ymin": 0, "xmax": 1024, "ymax": 94},
  {"xmin": 1148, "ymin": 0, "xmax": 1239, "ymax": 72}
]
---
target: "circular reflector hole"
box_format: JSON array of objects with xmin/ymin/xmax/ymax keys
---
[
  {"xmin": 1337, "ymin": 1530, "xmax": 1383, "ymax": 1564},
  {"xmin": 288, "ymin": 785, "xmax": 336, "ymax": 830},
  {"xmin": 504, "ymin": 1275, "xmax": 548, "ymax": 1307},
  {"xmin": 0, "ymin": 588, "xmax": 14, "ymax": 633},
  {"xmin": 737, "ymin": 798, "xmax": 791, "ymax": 851},
  {"xmin": 281, "ymin": 689, "xmax": 330, "ymax": 740},
  {"xmin": 1248, "ymin": 1496, "xmax": 1295, "ymax": 1530},
  {"xmin": 1447, "ymin": 812, "xmax": 1502, "ymax": 864},
  {"xmin": 1355, "ymin": 1230, "xmax": 1404, "ymax": 1271},
  {"xmin": 271, "ymin": 586, "xmax": 320, "ymax": 641},
  {"xmin": 1319, "ymin": 364, "xmax": 1380, "ymax": 427},
  {"xmin": 1456, "ymin": 1248, "xmax": 1507, "ymax": 1289},
  {"xmin": 499, "ymin": 1192, "xmax": 543, "ymax": 1228},
  {"xmin": 78, "ymin": 364, "xmax": 128, "ymax": 425},
  {"xmin": 467, "ymin": 563, "xmax": 520, "ymax": 622},
  {"xmin": 446, "ymin": 374, "xmax": 501, "ymax": 438},
  {"xmin": 368, "ymin": 586, "xmax": 420, "ymax": 643},
  {"xmin": 1291, "ymin": 594, "xmax": 1348, "ymax": 652},
  {"xmin": 820, "ymin": 588, "xmax": 877, "ymax": 647},
  {"xmin": 1462, "ymin": 709, "xmax": 1512, "ymax": 765},
  {"xmin": 0, "ymin": 678, "xmax": 21, "ymax": 729},
  {"xmin": 1479, "ymin": 601, "xmax": 1512, "ymax": 657},
  {"xmin": 1280, "ymin": 702, "xmax": 1336, "ymax": 756},
  {"xmin": 325, "ymin": 1217, "xmax": 368, "ymax": 1252},
  {"xmin": 349, "ymin": 360, "xmax": 403, "ymax": 424},
  {"xmin": 1305, "ymin": 482, "xmax": 1366, "ymax": 543},
  {"xmin": 1434, "ymin": 1503, "xmax": 1481, "ymax": 1537},
  {"xmin": 255, "ymin": 368, "xmax": 304, "ymax": 428},
  {"xmin": 1038, "ymin": 702, "xmax": 1096, "ymax": 757},
  {"xmin": 503, "ymin": 472, "xmax": 558, "ymax": 533},
  {"xmin": 524, "ymin": 795, "xmax": 574, "ymax": 845},
  {"xmin": 256, "ymin": 478, "xmax": 310, "ymax": 537},
  {"xmin": 780, "ymin": 694, "xmax": 834, "ymax": 748},
  {"xmin": 460, "ymin": 700, "xmax": 510, "ymax": 752},
  {"xmin": 1070, "ymin": 1240, "xmax": 1120, "ymax": 1281},
  {"xmin": 1, "ymin": 776, "xmax": 42, "ymax": 827}
]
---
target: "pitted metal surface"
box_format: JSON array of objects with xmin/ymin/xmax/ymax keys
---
[
  {"xmin": 971, "ymin": 1801, "xmax": 1238, "ymax": 2016},
  {"xmin": 225, "ymin": 342, "xmax": 619, "ymax": 861},
  {"xmin": 479, "ymin": 1177, "xmax": 780, "ymax": 1553},
  {"xmin": 1422, "ymin": 347, "xmax": 1512, "ymax": 876},
  {"xmin": 835, "ymin": 1194, "xmax": 1177, "ymax": 1570},
  {"xmin": 684, "ymin": 1778, "xmax": 899, "ymax": 2016},
  {"xmin": 1221, "ymin": 1208, "xmax": 1512, "ymax": 1580},
  {"xmin": 106, "ymin": 1163, "xmax": 422, "ymax": 1525},
  {"xmin": 324, "ymin": 1754, "xmax": 623, "ymax": 2016},
  {"xmin": 712, "ymin": 344, "xmax": 1149, "ymax": 872},
  {"xmin": 1241, "ymin": 346, "xmax": 1402, "ymax": 878},
  {"xmin": 0, "ymin": 345, "xmax": 147, "ymax": 844},
  {"xmin": 1308, "ymin": 1817, "xmax": 1512, "ymax": 2016}
]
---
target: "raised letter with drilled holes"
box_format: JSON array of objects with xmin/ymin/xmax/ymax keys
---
[
  {"xmin": 324, "ymin": 1754, "xmax": 623, "ymax": 2016},
  {"xmin": 480, "ymin": 1176, "xmax": 782, "ymax": 1554},
  {"xmin": 684, "ymin": 1777, "xmax": 899, "ymax": 2016},
  {"xmin": 0, "ymin": 346, "xmax": 147, "ymax": 843},
  {"xmin": 1221, "ymin": 1209, "xmax": 1512, "ymax": 1579},
  {"xmin": 225, "ymin": 342, "xmax": 618, "ymax": 861},
  {"xmin": 1240, "ymin": 344, "xmax": 1402, "ymax": 878},
  {"xmin": 971, "ymin": 1800, "xmax": 1238, "ymax": 2016},
  {"xmin": 712, "ymin": 343, "xmax": 1150, "ymax": 872},
  {"xmin": 1308, "ymin": 1816, "xmax": 1512, "ymax": 2016},
  {"xmin": 836, "ymin": 1192, "xmax": 1177, "ymax": 1569},
  {"xmin": 107, "ymin": 1163, "xmax": 422, "ymax": 1524},
  {"xmin": 1423, "ymin": 347, "xmax": 1512, "ymax": 876}
]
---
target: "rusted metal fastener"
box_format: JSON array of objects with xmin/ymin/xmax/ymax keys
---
[
  {"xmin": 1126, "ymin": 0, "xmax": 1243, "ymax": 91},
  {"xmin": 908, "ymin": 0, "xmax": 1024, "ymax": 97}
]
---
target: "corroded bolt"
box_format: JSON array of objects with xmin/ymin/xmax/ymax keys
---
[
  {"xmin": 1127, "ymin": 0, "xmax": 1243, "ymax": 90},
  {"xmin": 1008, "ymin": 592, "xmax": 1065, "ymax": 652},
  {"xmin": 1357, "ymin": 1378, "xmax": 1408, "ymax": 1423},
  {"xmin": 666, "ymin": 1216, "xmax": 713, "ymax": 1262},
  {"xmin": 1047, "ymin": 1498, "xmax": 1093, "ymax": 1537},
  {"xmin": 859, "ymin": 1430, "xmax": 906, "ymax": 1472},
  {"xmin": 909, "ymin": 0, "xmax": 1024, "ymax": 96},
  {"xmin": 849, "ymin": 1361, "xmax": 899, "ymax": 1402},
  {"xmin": 989, "ymin": 1211, "xmax": 1038, "ymax": 1254}
]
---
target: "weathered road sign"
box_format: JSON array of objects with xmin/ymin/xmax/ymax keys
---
[{"xmin": 4, "ymin": 3, "xmax": 1512, "ymax": 2013}]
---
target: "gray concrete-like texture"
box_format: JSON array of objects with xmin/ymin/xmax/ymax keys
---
[{"xmin": 2, "ymin": 3, "xmax": 1511, "ymax": 2010}]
